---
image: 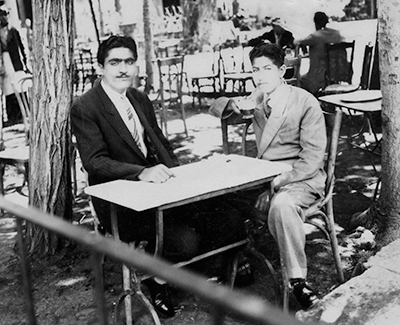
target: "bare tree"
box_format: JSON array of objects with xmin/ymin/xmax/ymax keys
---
[
  {"xmin": 27, "ymin": 0, "xmax": 74, "ymax": 254},
  {"xmin": 353, "ymin": 0, "xmax": 400, "ymax": 246}
]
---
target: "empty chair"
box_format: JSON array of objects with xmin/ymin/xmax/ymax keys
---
[
  {"xmin": 150, "ymin": 56, "xmax": 188, "ymax": 138},
  {"xmin": 317, "ymin": 40, "xmax": 357, "ymax": 96},
  {"xmin": 184, "ymin": 47, "xmax": 221, "ymax": 107}
]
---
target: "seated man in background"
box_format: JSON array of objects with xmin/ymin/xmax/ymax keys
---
[
  {"xmin": 295, "ymin": 11, "xmax": 344, "ymax": 95},
  {"xmin": 71, "ymin": 35, "xmax": 247, "ymax": 318},
  {"xmin": 210, "ymin": 43, "xmax": 327, "ymax": 310},
  {"xmin": 248, "ymin": 17, "xmax": 295, "ymax": 50}
]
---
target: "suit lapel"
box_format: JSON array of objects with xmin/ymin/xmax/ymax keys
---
[
  {"xmin": 96, "ymin": 85, "xmax": 145, "ymax": 157},
  {"xmin": 257, "ymin": 89, "xmax": 290, "ymax": 158}
]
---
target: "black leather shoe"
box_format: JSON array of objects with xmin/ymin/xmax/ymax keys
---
[
  {"xmin": 291, "ymin": 278, "xmax": 319, "ymax": 310},
  {"xmin": 145, "ymin": 280, "xmax": 177, "ymax": 318}
]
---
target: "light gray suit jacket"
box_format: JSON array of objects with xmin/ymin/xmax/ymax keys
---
[{"xmin": 209, "ymin": 84, "xmax": 327, "ymax": 195}]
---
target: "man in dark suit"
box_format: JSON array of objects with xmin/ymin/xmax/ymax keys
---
[
  {"xmin": 248, "ymin": 17, "xmax": 295, "ymax": 49},
  {"xmin": 71, "ymin": 36, "xmax": 246, "ymax": 318}
]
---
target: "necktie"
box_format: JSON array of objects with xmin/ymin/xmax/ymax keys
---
[
  {"xmin": 123, "ymin": 97, "xmax": 146, "ymax": 155},
  {"xmin": 264, "ymin": 100, "xmax": 272, "ymax": 119}
]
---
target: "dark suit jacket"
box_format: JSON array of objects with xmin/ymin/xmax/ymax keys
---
[
  {"xmin": 71, "ymin": 83, "xmax": 178, "ymax": 186},
  {"xmin": 248, "ymin": 29, "xmax": 295, "ymax": 49},
  {"xmin": 71, "ymin": 84, "xmax": 179, "ymax": 239}
]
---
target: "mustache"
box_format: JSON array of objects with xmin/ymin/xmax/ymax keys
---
[{"xmin": 117, "ymin": 73, "xmax": 129, "ymax": 78}]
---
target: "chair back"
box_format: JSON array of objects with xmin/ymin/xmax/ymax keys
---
[
  {"xmin": 284, "ymin": 54, "xmax": 302, "ymax": 87},
  {"xmin": 325, "ymin": 41, "xmax": 355, "ymax": 86},
  {"xmin": 359, "ymin": 43, "xmax": 374, "ymax": 90},
  {"xmin": 12, "ymin": 74, "xmax": 33, "ymax": 143},
  {"xmin": 152, "ymin": 55, "xmax": 187, "ymax": 137},
  {"xmin": 220, "ymin": 46, "xmax": 245, "ymax": 75}
]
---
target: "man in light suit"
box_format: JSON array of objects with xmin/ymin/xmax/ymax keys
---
[
  {"xmin": 209, "ymin": 43, "xmax": 326, "ymax": 310},
  {"xmin": 71, "ymin": 36, "xmax": 245, "ymax": 318}
]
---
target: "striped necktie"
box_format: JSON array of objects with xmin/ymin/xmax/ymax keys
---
[
  {"xmin": 123, "ymin": 97, "xmax": 146, "ymax": 155},
  {"xmin": 264, "ymin": 100, "xmax": 272, "ymax": 119}
]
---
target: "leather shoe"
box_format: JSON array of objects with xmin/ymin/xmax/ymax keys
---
[
  {"xmin": 145, "ymin": 279, "xmax": 177, "ymax": 318},
  {"xmin": 291, "ymin": 278, "xmax": 319, "ymax": 310}
]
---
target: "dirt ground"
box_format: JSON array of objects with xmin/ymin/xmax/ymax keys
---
[{"xmin": 0, "ymin": 102, "xmax": 380, "ymax": 325}]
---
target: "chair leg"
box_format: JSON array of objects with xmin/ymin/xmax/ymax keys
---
[
  {"xmin": 280, "ymin": 257, "xmax": 290, "ymax": 313},
  {"xmin": 326, "ymin": 199, "xmax": 345, "ymax": 283}
]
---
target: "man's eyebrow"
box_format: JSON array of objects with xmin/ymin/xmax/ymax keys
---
[{"xmin": 108, "ymin": 58, "xmax": 135, "ymax": 62}]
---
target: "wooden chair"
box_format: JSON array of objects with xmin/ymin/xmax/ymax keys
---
[
  {"xmin": 0, "ymin": 74, "xmax": 33, "ymax": 198},
  {"xmin": 150, "ymin": 56, "xmax": 188, "ymax": 138},
  {"xmin": 222, "ymin": 46, "xmax": 255, "ymax": 96},
  {"xmin": 184, "ymin": 48, "xmax": 221, "ymax": 107},
  {"xmin": 281, "ymin": 109, "xmax": 345, "ymax": 311},
  {"xmin": 317, "ymin": 41, "xmax": 357, "ymax": 96},
  {"xmin": 283, "ymin": 54, "xmax": 302, "ymax": 87},
  {"xmin": 241, "ymin": 110, "xmax": 344, "ymax": 311}
]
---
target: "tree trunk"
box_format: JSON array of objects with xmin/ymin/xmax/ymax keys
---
[
  {"xmin": 373, "ymin": 0, "xmax": 400, "ymax": 245},
  {"xmin": 354, "ymin": 0, "xmax": 400, "ymax": 246},
  {"xmin": 27, "ymin": 0, "xmax": 74, "ymax": 255},
  {"xmin": 143, "ymin": 0, "xmax": 154, "ymax": 93},
  {"xmin": 181, "ymin": 0, "xmax": 217, "ymax": 53}
]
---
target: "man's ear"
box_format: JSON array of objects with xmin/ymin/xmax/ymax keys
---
[{"xmin": 279, "ymin": 64, "xmax": 287, "ymax": 78}]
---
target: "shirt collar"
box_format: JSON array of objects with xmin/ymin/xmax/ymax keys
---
[{"xmin": 101, "ymin": 79, "xmax": 127, "ymax": 102}]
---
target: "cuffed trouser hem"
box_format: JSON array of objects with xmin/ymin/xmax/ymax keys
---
[{"xmin": 287, "ymin": 267, "xmax": 307, "ymax": 280}]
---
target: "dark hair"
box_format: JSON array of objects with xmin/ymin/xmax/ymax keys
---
[
  {"xmin": 249, "ymin": 43, "xmax": 285, "ymax": 67},
  {"xmin": 97, "ymin": 35, "xmax": 138, "ymax": 66},
  {"xmin": 314, "ymin": 11, "xmax": 329, "ymax": 27}
]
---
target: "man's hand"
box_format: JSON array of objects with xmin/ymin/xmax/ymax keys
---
[
  {"xmin": 228, "ymin": 98, "xmax": 242, "ymax": 114},
  {"xmin": 255, "ymin": 185, "xmax": 275, "ymax": 213},
  {"xmin": 138, "ymin": 164, "xmax": 175, "ymax": 183}
]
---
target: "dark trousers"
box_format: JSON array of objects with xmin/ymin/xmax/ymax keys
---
[{"xmin": 93, "ymin": 195, "xmax": 247, "ymax": 276}]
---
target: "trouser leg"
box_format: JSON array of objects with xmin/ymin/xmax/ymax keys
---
[{"xmin": 267, "ymin": 182, "xmax": 319, "ymax": 279}]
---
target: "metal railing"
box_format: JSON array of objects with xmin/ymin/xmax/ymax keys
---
[{"xmin": 0, "ymin": 195, "xmax": 315, "ymax": 325}]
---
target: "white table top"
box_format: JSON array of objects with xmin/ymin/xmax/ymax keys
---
[
  {"xmin": 319, "ymin": 90, "xmax": 382, "ymax": 113},
  {"xmin": 85, "ymin": 154, "xmax": 292, "ymax": 212}
]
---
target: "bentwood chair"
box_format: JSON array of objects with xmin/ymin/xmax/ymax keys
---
[
  {"xmin": 0, "ymin": 75, "xmax": 33, "ymax": 198},
  {"xmin": 241, "ymin": 110, "xmax": 344, "ymax": 312},
  {"xmin": 150, "ymin": 56, "xmax": 188, "ymax": 138},
  {"xmin": 281, "ymin": 109, "xmax": 345, "ymax": 311},
  {"xmin": 317, "ymin": 41, "xmax": 357, "ymax": 96},
  {"xmin": 184, "ymin": 47, "xmax": 222, "ymax": 107}
]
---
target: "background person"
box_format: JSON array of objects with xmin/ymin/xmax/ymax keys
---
[
  {"xmin": 71, "ymin": 35, "xmax": 247, "ymax": 318},
  {"xmin": 248, "ymin": 17, "xmax": 295, "ymax": 49},
  {"xmin": 0, "ymin": 8, "xmax": 30, "ymax": 126},
  {"xmin": 295, "ymin": 11, "xmax": 344, "ymax": 95},
  {"xmin": 210, "ymin": 43, "xmax": 326, "ymax": 310}
]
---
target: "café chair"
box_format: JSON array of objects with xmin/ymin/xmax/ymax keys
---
[
  {"xmin": 0, "ymin": 74, "xmax": 33, "ymax": 199},
  {"xmin": 222, "ymin": 46, "xmax": 255, "ymax": 96},
  {"xmin": 184, "ymin": 47, "xmax": 222, "ymax": 107},
  {"xmin": 283, "ymin": 53, "xmax": 302, "ymax": 87},
  {"xmin": 241, "ymin": 110, "xmax": 344, "ymax": 312},
  {"xmin": 150, "ymin": 56, "xmax": 188, "ymax": 138},
  {"xmin": 284, "ymin": 109, "xmax": 344, "ymax": 311},
  {"xmin": 317, "ymin": 40, "xmax": 357, "ymax": 96}
]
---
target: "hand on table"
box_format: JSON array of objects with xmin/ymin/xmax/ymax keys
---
[{"xmin": 138, "ymin": 164, "xmax": 175, "ymax": 183}]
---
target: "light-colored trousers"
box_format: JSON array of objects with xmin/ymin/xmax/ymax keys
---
[{"xmin": 268, "ymin": 182, "xmax": 319, "ymax": 279}]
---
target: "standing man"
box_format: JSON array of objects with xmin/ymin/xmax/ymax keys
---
[
  {"xmin": 71, "ymin": 35, "xmax": 246, "ymax": 318},
  {"xmin": 295, "ymin": 11, "xmax": 344, "ymax": 95},
  {"xmin": 210, "ymin": 43, "xmax": 326, "ymax": 310}
]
